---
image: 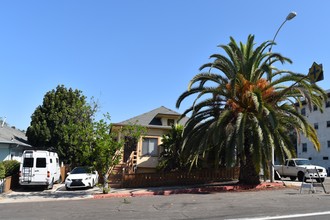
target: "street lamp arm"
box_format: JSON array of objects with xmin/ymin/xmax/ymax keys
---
[
  {"xmin": 269, "ymin": 11, "xmax": 297, "ymax": 53},
  {"xmin": 269, "ymin": 20, "xmax": 287, "ymax": 52}
]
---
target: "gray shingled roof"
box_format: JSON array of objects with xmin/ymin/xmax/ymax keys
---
[
  {"xmin": 115, "ymin": 106, "xmax": 188, "ymax": 127},
  {"xmin": 0, "ymin": 123, "xmax": 31, "ymax": 147}
]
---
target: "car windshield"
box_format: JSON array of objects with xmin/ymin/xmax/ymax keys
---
[
  {"xmin": 70, "ymin": 167, "xmax": 91, "ymax": 174},
  {"xmin": 295, "ymin": 160, "xmax": 311, "ymax": 166}
]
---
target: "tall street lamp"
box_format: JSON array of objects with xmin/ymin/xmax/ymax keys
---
[{"xmin": 269, "ymin": 11, "xmax": 297, "ymax": 183}]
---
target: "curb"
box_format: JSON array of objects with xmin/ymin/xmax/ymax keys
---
[{"xmin": 92, "ymin": 182, "xmax": 287, "ymax": 199}]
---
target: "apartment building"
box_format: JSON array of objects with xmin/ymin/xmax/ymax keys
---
[{"xmin": 297, "ymin": 89, "xmax": 330, "ymax": 172}]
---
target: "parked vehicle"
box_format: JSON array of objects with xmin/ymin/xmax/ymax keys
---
[
  {"xmin": 19, "ymin": 150, "xmax": 61, "ymax": 189},
  {"xmin": 274, "ymin": 158, "xmax": 327, "ymax": 182},
  {"xmin": 65, "ymin": 167, "xmax": 98, "ymax": 190}
]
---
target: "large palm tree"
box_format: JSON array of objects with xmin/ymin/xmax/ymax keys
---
[{"xmin": 176, "ymin": 35, "xmax": 326, "ymax": 185}]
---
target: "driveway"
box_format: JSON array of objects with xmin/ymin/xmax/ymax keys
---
[{"xmin": 0, "ymin": 184, "xmax": 100, "ymax": 203}]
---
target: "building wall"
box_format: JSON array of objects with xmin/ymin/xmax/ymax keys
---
[
  {"xmin": 0, "ymin": 143, "xmax": 23, "ymax": 162},
  {"xmin": 136, "ymin": 127, "xmax": 170, "ymax": 169},
  {"xmin": 297, "ymin": 92, "xmax": 330, "ymax": 171}
]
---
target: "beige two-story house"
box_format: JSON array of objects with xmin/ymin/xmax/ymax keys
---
[{"xmin": 111, "ymin": 106, "xmax": 188, "ymax": 174}]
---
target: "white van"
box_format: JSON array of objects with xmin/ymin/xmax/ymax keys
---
[{"xmin": 19, "ymin": 150, "xmax": 61, "ymax": 189}]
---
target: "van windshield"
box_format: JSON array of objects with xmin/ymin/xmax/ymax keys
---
[{"xmin": 23, "ymin": 158, "xmax": 33, "ymax": 167}]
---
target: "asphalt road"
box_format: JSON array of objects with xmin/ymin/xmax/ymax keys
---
[
  {"xmin": 1, "ymin": 187, "xmax": 330, "ymax": 220},
  {"xmin": 1, "ymin": 178, "xmax": 330, "ymax": 220}
]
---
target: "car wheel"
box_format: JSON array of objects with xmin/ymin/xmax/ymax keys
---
[
  {"xmin": 297, "ymin": 172, "xmax": 305, "ymax": 182},
  {"xmin": 65, "ymin": 185, "xmax": 70, "ymax": 191}
]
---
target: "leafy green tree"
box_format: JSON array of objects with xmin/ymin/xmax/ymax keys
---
[
  {"xmin": 176, "ymin": 35, "xmax": 326, "ymax": 185},
  {"xmin": 91, "ymin": 115, "xmax": 146, "ymax": 193},
  {"xmin": 90, "ymin": 114, "xmax": 121, "ymax": 193},
  {"xmin": 26, "ymin": 85, "xmax": 96, "ymax": 165},
  {"xmin": 158, "ymin": 124, "xmax": 187, "ymax": 171}
]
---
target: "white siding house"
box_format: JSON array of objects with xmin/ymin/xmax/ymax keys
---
[
  {"xmin": 297, "ymin": 89, "xmax": 330, "ymax": 172},
  {"xmin": 0, "ymin": 121, "xmax": 31, "ymax": 162}
]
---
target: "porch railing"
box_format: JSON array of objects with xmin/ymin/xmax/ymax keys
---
[{"xmin": 124, "ymin": 151, "xmax": 137, "ymax": 174}]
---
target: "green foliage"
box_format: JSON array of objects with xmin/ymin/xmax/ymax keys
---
[
  {"xmin": 177, "ymin": 35, "xmax": 326, "ymax": 184},
  {"xmin": 158, "ymin": 124, "xmax": 187, "ymax": 171},
  {"xmin": 26, "ymin": 85, "xmax": 97, "ymax": 165},
  {"xmin": 0, "ymin": 163, "xmax": 5, "ymax": 179},
  {"xmin": 91, "ymin": 113, "xmax": 121, "ymax": 176},
  {"xmin": 91, "ymin": 114, "xmax": 146, "ymax": 193},
  {"xmin": 2, "ymin": 160, "xmax": 20, "ymax": 177}
]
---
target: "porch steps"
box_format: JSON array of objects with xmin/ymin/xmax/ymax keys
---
[{"xmin": 108, "ymin": 162, "xmax": 125, "ymax": 188}]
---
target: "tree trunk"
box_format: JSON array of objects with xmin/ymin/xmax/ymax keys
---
[
  {"xmin": 238, "ymin": 149, "xmax": 260, "ymax": 185},
  {"xmin": 103, "ymin": 173, "xmax": 109, "ymax": 194}
]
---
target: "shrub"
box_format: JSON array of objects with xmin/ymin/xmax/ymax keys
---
[
  {"xmin": 2, "ymin": 160, "xmax": 20, "ymax": 177},
  {"xmin": 0, "ymin": 163, "xmax": 5, "ymax": 179}
]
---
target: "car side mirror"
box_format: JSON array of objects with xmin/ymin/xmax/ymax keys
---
[{"xmin": 67, "ymin": 172, "xmax": 70, "ymax": 175}]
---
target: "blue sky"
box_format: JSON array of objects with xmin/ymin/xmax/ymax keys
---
[{"xmin": 0, "ymin": 1, "xmax": 329, "ymax": 130}]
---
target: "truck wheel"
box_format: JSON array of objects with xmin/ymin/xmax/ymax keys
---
[
  {"xmin": 317, "ymin": 178, "xmax": 325, "ymax": 183},
  {"xmin": 274, "ymin": 172, "xmax": 280, "ymax": 180},
  {"xmin": 297, "ymin": 172, "xmax": 305, "ymax": 182},
  {"xmin": 290, "ymin": 177, "xmax": 296, "ymax": 181}
]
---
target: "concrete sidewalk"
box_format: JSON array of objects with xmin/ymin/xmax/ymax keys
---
[{"xmin": 0, "ymin": 180, "xmax": 301, "ymax": 203}]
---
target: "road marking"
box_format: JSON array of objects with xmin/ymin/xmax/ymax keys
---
[{"xmin": 226, "ymin": 211, "xmax": 330, "ymax": 220}]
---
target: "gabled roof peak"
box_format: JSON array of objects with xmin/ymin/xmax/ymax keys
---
[{"xmin": 116, "ymin": 106, "xmax": 186, "ymax": 127}]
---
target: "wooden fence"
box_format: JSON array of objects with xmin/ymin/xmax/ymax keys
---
[{"xmin": 122, "ymin": 167, "xmax": 239, "ymax": 188}]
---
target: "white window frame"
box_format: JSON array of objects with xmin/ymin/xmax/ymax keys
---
[{"xmin": 142, "ymin": 137, "xmax": 158, "ymax": 157}]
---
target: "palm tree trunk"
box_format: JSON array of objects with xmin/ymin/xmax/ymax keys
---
[{"xmin": 239, "ymin": 148, "xmax": 260, "ymax": 185}]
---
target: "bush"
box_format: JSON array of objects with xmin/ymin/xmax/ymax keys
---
[
  {"xmin": 2, "ymin": 160, "xmax": 20, "ymax": 177},
  {"xmin": 0, "ymin": 163, "xmax": 5, "ymax": 179}
]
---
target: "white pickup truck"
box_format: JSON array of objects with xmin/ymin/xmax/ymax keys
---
[{"xmin": 274, "ymin": 158, "xmax": 327, "ymax": 182}]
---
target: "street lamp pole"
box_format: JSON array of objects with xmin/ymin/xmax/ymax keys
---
[{"xmin": 269, "ymin": 11, "xmax": 297, "ymax": 183}]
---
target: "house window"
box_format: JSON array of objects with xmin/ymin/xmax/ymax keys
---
[
  {"xmin": 314, "ymin": 123, "xmax": 318, "ymax": 130},
  {"xmin": 301, "ymin": 108, "xmax": 306, "ymax": 116},
  {"xmin": 167, "ymin": 119, "xmax": 175, "ymax": 126},
  {"xmin": 327, "ymin": 121, "xmax": 330, "ymax": 128},
  {"xmin": 326, "ymin": 101, "xmax": 330, "ymax": 108},
  {"xmin": 142, "ymin": 138, "xmax": 158, "ymax": 156},
  {"xmin": 323, "ymin": 157, "xmax": 329, "ymax": 160},
  {"xmin": 313, "ymin": 105, "xmax": 318, "ymax": 111},
  {"xmin": 302, "ymin": 143, "xmax": 307, "ymax": 152},
  {"xmin": 328, "ymin": 141, "xmax": 330, "ymax": 148}
]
